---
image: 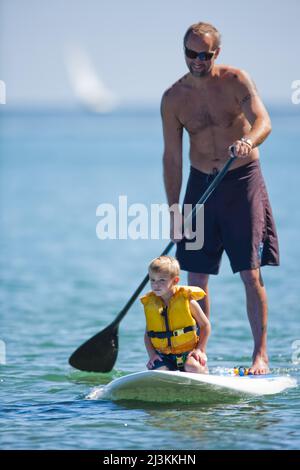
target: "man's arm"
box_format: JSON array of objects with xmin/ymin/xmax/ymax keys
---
[
  {"xmin": 235, "ymin": 69, "xmax": 272, "ymax": 149},
  {"xmin": 161, "ymin": 91, "xmax": 183, "ymax": 206}
]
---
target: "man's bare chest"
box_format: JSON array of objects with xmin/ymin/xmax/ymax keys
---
[{"xmin": 178, "ymin": 90, "xmax": 241, "ymax": 134}]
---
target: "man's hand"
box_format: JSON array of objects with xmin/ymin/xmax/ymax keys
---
[
  {"xmin": 229, "ymin": 139, "xmax": 253, "ymax": 158},
  {"xmin": 146, "ymin": 353, "xmax": 162, "ymax": 370},
  {"xmin": 187, "ymin": 349, "xmax": 208, "ymax": 366}
]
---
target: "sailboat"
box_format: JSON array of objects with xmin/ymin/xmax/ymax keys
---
[{"xmin": 65, "ymin": 45, "xmax": 118, "ymax": 113}]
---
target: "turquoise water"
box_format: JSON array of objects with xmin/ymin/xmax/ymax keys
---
[{"xmin": 0, "ymin": 106, "xmax": 300, "ymax": 450}]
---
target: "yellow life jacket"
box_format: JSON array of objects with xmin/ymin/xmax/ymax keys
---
[{"xmin": 140, "ymin": 286, "xmax": 206, "ymax": 355}]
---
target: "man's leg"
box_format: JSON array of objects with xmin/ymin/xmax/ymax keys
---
[
  {"xmin": 240, "ymin": 268, "xmax": 269, "ymax": 374},
  {"xmin": 188, "ymin": 272, "xmax": 210, "ymax": 318}
]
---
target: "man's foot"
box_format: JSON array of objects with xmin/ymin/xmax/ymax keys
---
[{"xmin": 249, "ymin": 355, "xmax": 270, "ymax": 375}]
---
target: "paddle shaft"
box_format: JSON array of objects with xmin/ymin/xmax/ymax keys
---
[
  {"xmin": 69, "ymin": 154, "xmax": 237, "ymax": 371},
  {"xmin": 112, "ymin": 154, "xmax": 237, "ymax": 327}
]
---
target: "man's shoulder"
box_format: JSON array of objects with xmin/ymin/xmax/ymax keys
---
[
  {"xmin": 161, "ymin": 74, "xmax": 190, "ymax": 103},
  {"xmin": 218, "ymin": 65, "xmax": 254, "ymax": 89},
  {"xmin": 218, "ymin": 65, "xmax": 250, "ymax": 81}
]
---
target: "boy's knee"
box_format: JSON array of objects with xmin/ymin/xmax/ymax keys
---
[{"xmin": 184, "ymin": 357, "xmax": 202, "ymax": 374}]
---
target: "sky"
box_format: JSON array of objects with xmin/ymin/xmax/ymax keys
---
[{"xmin": 1, "ymin": 0, "xmax": 300, "ymax": 107}]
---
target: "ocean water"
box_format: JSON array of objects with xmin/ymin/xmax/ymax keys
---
[{"xmin": 0, "ymin": 105, "xmax": 300, "ymax": 450}]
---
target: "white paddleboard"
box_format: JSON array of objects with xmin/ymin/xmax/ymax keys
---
[{"xmin": 103, "ymin": 370, "xmax": 297, "ymax": 404}]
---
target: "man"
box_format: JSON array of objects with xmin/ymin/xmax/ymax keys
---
[{"xmin": 161, "ymin": 22, "xmax": 279, "ymax": 374}]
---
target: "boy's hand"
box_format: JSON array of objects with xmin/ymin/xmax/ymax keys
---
[
  {"xmin": 187, "ymin": 349, "xmax": 208, "ymax": 366},
  {"xmin": 146, "ymin": 353, "xmax": 162, "ymax": 370}
]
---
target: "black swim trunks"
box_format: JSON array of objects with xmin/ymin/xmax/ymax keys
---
[
  {"xmin": 176, "ymin": 160, "xmax": 280, "ymax": 274},
  {"xmin": 151, "ymin": 351, "xmax": 190, "ymax": 371}
]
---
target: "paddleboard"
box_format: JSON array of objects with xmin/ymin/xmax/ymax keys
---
[{"xmin": 103, "ymin": 370, "xmax": 297, "ymax": 404}]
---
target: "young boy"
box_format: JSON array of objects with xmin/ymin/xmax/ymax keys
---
[{"xmin": 140, "ymin": 256, "xmax": 211, "ymax": 373}]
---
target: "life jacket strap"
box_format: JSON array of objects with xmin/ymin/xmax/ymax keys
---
[
  {"xmin": 176, "ymin": 355, "xmax": 185, "ymax": 368},
  {"xmin": 147, "ymin": 325, "xmax": 197, "ymax": 339}
]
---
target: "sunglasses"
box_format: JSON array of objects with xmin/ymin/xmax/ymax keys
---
[{"xmin": 184, "ymin": 46, "xmax": 215, "ymax": 61}]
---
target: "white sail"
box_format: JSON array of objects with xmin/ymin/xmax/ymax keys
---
[{"xmin": 65, "ymin": 45, "xmax": 118, "ymax": 113}]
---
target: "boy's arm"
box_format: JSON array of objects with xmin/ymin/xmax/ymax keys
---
[
  {"xmin": 144, "ymin": 329, "xmax": 156, "ymax": 358},
  {"xmin": 190, "ymin": 299, "xmax": 211, "ymax": 353},
  {"xmin": 144, "ymin": 329, "xmax": 163, "ymax": 369}
]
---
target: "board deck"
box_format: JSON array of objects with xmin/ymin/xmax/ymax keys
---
[{"xmin": 103, "ymin": 370, "xmax": 297, "ymax": 404}]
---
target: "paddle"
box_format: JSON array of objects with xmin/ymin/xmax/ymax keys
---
[{"xmin": 69, "ymin": 153, "xmax": 237, "ymax": 372}]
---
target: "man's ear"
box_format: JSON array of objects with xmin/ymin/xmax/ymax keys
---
[{"xmin": 214, "ymin": 47, "xmax": 221, "ymax": 60}]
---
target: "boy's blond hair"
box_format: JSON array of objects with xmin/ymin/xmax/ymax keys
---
[{"xmin": 148, "ymin": 256, "xmax": 180, "ymax": 278}]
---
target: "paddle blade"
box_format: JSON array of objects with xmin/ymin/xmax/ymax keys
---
[{"xmin": 69, "ymin": 324, "xmax": 119, "ymax": 372}]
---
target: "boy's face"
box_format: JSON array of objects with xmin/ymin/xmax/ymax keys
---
[{"xmin": 149, "ymin": 270, "xmax": 179, "ymax": 297}]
